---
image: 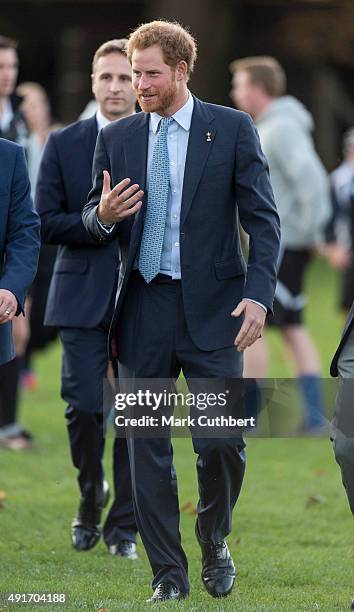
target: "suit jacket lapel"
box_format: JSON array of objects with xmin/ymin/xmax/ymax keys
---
[
  {"xmin": 122, "ymin": 113, "xmax": 149, "ymax": 261},
  {"xmin": 82, "ymin": 116, "xmax": 98, "ymax": 164},
  {"xmin": 180, "ymin": 97, "xmax": 216, "ymax": 226}
]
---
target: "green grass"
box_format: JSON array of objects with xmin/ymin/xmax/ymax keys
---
[{"xmin": 0, "ymin": 258, "xmax": 353, "ymax": 611}]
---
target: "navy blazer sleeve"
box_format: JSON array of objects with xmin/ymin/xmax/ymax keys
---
[
  {"xmin": 235, "ymin": 114, "xmax": 281, "ymax": 313},
  {"xmin": 82, "ymin": 129, "xmax": 119, "ymax": 243},
  {"xmin": 36, "ymin": 132, "xmax": 97, "ymax": 246},
  {"xmin": 0, "ymin": 145, "xmax": 40, "ymax": 312}
]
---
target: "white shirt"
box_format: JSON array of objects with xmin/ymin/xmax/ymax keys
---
[{"xmin": 96, "ymin": 109, "xmax": 111, "ymax": 131}]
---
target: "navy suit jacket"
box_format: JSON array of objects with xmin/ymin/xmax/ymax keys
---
[
  {"xmin": 82, "ymin": 97, "xmax": 281, "ymax": 357},
  {"xmin": 36, "ymin": 116, "xmax": 118, "ymax": 328},
  {"xmin": 0, "ymin": 139, "xmax": 40, "ymax": 365},
  {"xmin": 331, "ymin": 303, "xmax": 354, "ymax": 377}
]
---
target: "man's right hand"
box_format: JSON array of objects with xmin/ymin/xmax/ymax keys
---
[
  {"xmin": 0, "ymin": 289, "xmax": 18, "ymax": 324},
  {"xmin": 97, "ymin": 170, "xmax": 144, "ymax": 225}
]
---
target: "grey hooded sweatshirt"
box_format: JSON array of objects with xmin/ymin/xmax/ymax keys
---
[{"xmin": 255, "ymin": 96, "xmax": 330, "ymax": 249}]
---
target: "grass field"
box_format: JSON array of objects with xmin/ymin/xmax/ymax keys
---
[{"xmin": 0, "ymin": 258, "xmax": 353, "ymax": 611}]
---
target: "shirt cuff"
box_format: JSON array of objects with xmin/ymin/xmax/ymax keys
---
[
  {"xmin": 243, "ymin": 298, "xmax": 267, "ymax": 313},
  {"xmin": 96, "ymin": 211, "xmax": 116, "ymax": 234}
]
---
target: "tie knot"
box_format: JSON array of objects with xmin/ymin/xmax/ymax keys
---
[{"xmin": 159, "ymin": 116, "xmax": 173, "ymax": 132}]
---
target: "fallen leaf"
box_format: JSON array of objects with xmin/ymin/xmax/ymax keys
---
[
  {"xmin": 180, "ymin": 500, "xmax": 197, "ymax": 516},
  {"xmin": 180, "ymin": 500, "xmax": 193, "ymax": 512},
  {"xmin": 0, "ymin": 490, "xmax": 6, "ymax": 509},
  {"xmin": 305, "ymin": 494, "xmax": 326, "ymax": 507}
]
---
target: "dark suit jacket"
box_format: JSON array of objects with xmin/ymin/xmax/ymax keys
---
[
  {"xmin": 331, "ymin": 303, "xmax": 354, "ymax": 377},
  {"xmin": 82, "ymin": 97, "xmax": 281, "ymax": 358},
  {"xmin": 36, "ymin": 116, "xmax": 118, "ymax": 328},
  {"xmin": 0, "ymin": 138, "xmax": 40, "ymax": 365}
]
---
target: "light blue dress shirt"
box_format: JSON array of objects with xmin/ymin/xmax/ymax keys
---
[{"xmin": 144, "ymin": 92, "xmax": 194, "ymax": 279}]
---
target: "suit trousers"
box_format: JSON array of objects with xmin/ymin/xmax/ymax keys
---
[
  {"xmin": 332, "ymin": 323, "xmax": 354, "ymax": 516},
  {"xmin": 60, "ymin": 310, "xmax": 136, "ymax": 544},
  {"xmin": 116, "ymin": 272, "xmax": 245, "ymax": 592}
]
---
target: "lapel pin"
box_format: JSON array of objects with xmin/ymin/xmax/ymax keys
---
[{"xmin": 206, "ymin": 131, "xmax": 212, "ymax": 142}]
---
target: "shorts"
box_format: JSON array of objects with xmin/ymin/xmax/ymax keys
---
[{"xmin": 269, "ymin": 249, "xmax": 311, "ymax": 327}]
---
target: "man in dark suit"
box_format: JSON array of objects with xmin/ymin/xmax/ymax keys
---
[
  {"xmin": 331, "ymin": 291, "xmax": 354, "ymax": 612},
  {"xmin": 0, "ymin": 138, "xmax": 40, "ymax": 398},
  {"xmin": 36, "ymin": 40, "xmax": 138, "ymax": 557},
  {"xmin": 0, "ymin": 35, "xmax": 32, "ymax": 450},
  {"xmin": 82, "ymin": 21, "xmax": 280, "ymax": 602},
  {"xmin": 0, "ymin": 138, "xmax": 40, "ymax": 363},
  {"xmin": 331, "ymin": 297, "xmax": 354, "ymax": 511}
]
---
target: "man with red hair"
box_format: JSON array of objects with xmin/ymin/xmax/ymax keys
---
[{"xmin": 83, "ymin": 20, "xmax": 280, "ymax": 603}]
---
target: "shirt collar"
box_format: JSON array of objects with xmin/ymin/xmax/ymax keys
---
[
  {"xmin": 150, "ymin": 91, "xmax": 194, "ymax": 134},
  {"xmin": 96, "ymin": 108, "xmax": 111, "ymax": 131}
]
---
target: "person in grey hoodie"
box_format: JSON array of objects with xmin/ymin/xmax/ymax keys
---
[{"xmin": 230, "ymin": 56, "xmax": 331, "ymax": 431}]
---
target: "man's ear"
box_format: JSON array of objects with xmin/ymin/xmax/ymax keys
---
[
  {"xmin": 91, "ymin": 73, "xmax": 95, "ymax": 95},
  {"xmin": 175, "ymin": 60, "xmax": 188, "ymax": 81}
]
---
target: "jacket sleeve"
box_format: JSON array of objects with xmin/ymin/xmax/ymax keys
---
[
  {"xmin": 82, "ymin": 129, "xmax": 120, "ymax": 243},
  {"xmin": 36, "ymin": 132, "xmax": 98, "ymax": 246},
  {"xmin": 0, "ymin": 146, "xmax": 41, "ymax": 313},
  {"xmin": 235, "ymin": 113, "xmax": 281, "ymax": 314},
  {"xmin": 270, "ymin": 120, "xmax": 331, "ymax": 244}
]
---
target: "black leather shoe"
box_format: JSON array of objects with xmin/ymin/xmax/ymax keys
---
[
  {"xmin": 195, "ymin": 522, "xmax": 236, "ymax": 598},
  {"xmin": 108, "ymin": 540, "xmax": 138, "ymax": 560},
  {"xmin": 71, "ymin": 480, "xmax": 110, "ymax": 551},
  {"xmin": 146, "ymin": 582, "xmax": 186, "ymax": 603}
]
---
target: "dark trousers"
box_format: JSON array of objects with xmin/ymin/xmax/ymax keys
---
[
  {"xmin": 0, "ymin": 357, "xmax": 20, "ymax": 428},
  {"xmin": 60, "ymin": 313, "xmax": 137, "ymax": 545},
  {"xmin": 117, "ymin": 273, "xmax": 245, "ymax": 592}
]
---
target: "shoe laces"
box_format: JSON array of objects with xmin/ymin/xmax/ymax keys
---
[
  {"xmin": 208, "ymin": 540, "xmax": 227, "ymax": 561},
  {"xmin": 156, "ymin": 582, "xmax": 176, "ymax": 596}
]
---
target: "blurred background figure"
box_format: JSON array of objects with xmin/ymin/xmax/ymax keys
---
[
  {"xmin": 16, "ymin": 81, "xmax": 59, "ymax": 391},
  {"xmin": 325, "ymin": 128, "xmax": 354, "ymax": 318},
  {"xmin": 230, "ymin": 56, "xmax": 331, "ymax": 432},
  {"xmin": 0, "ymin": 35, "xmax": 27, "ymax": 144},
  {"xmin": 17, "ymin": 82, "xmax": 52, "ymax": 190}
]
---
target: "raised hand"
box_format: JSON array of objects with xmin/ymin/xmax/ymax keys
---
[{"xmin": 97, "ymin": 170, "xmax": 144, "ymax": 225}]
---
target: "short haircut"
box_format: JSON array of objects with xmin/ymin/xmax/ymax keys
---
[
  {"xmin": 127, "ymin": 20, "xmax": 197, "ymax": 80},
  {"xmin": 92, "ymin": 38, "xmax": 128, "ymax": 73},
  {"xmin": 229, "ymin": 56, "xmax": 286, "ymax": 98},
  {"xmin": 0, "ymin": 35, "xmax": 18, "ymax": 51}
]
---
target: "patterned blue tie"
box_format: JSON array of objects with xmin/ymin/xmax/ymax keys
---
[{"xmin": 139, "ymin": 116, "xmax": 173, "ymax": 283}]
